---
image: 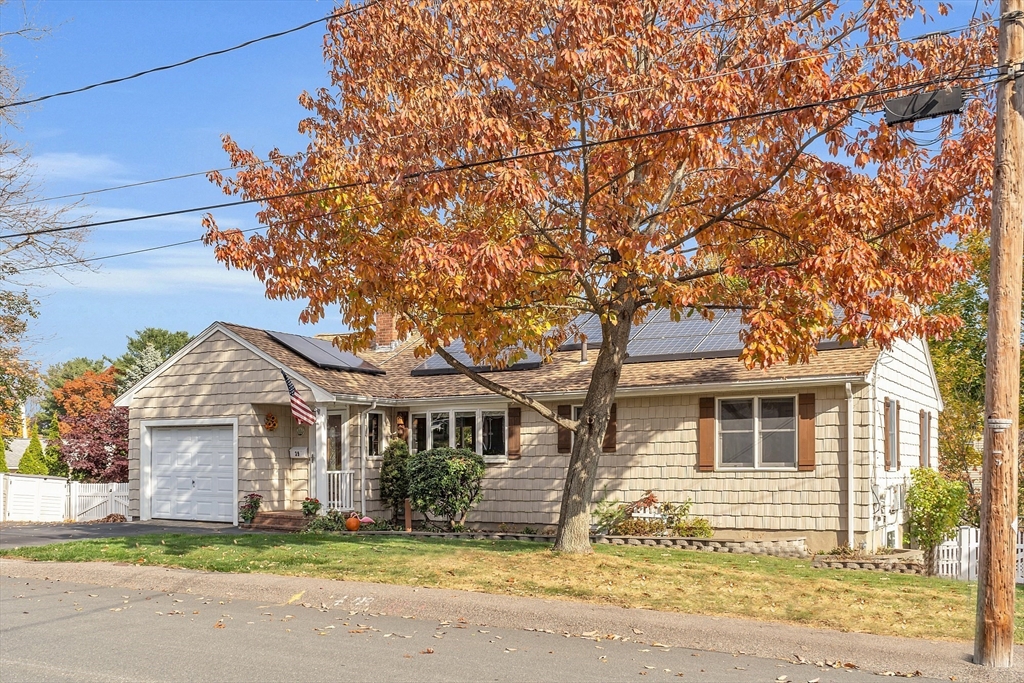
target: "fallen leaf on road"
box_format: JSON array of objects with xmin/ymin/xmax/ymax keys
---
[
  {"xmin": 214, "ymin": 622, "xmax": 225, "ymax": 629},
  {"xmin": 633, "ymin": 628, "xmax": 644, "ymax": 635},
  {"xmin": 420, "ymin": 649, "xmax": 434, "ymax": 655},
  {"xmin": 777, "ymin": 676, "xmax": 788, "ymax": 681}
]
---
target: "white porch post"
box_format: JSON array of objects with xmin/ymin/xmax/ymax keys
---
[{"xmin": 313, "ymin": 407, "xmax": 328, "ymax": 506}]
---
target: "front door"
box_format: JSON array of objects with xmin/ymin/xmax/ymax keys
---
[{"xmin": 326, "ymin": 411, "xmax": 352, "ymax": 510}]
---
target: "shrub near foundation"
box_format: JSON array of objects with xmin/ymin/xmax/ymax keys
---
[
  {"xmin": 407, "ymin": 447, "xmax": 484, "ymax": 530},
  {"xmin": 379, "ymin": 438, "xmax": 412, "ymax": 522}
]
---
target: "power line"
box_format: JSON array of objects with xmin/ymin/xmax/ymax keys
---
[
  {"xmin": 13, "ymin": 198, "xmax": 394, "ymax": 274},
  {"xmin": 10, "ymin": 69, "xmax": 1001, "ymax": 272},
  {"xmin": 0, "ymin": 1, "xmax": 380, "ymax": 110},
  {"xmin": 0, "ymin": 67, "xmax": 998, "ymax": 243},
  {"xmin": 14, "ymin": 14, "xmax": 994, "ymax": 207}
]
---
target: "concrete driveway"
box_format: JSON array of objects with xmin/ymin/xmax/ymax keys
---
[{"xmin": 0, "ymin": 520, "xmax": 246, "ymax": 550}]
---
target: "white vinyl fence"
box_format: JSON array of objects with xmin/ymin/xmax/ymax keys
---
[
  {"xmin": 936, "ymin": 524, "xmax": 1024, "ymax": 584},
  {"xmin": 69, "ymin": 481, "xmax": 130, "ymax": 522},
  {"xmin": 0, "ymin": 473, "xmax": 130, "ymax": 523}
]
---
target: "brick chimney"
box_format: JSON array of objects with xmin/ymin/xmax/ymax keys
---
[{"xmin": 375, "ymin": 312, "xmax": 398, "ymax": 349}]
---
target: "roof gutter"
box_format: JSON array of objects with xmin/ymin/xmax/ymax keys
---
[{"xmin": 374, "ymin": 375, "xmax": 871, "ymax": 408}]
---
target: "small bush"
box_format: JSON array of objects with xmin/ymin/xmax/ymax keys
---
[
  {"xmin": 379, "ymin": 438, "xmax": 412, "ymax": 521},
  {"xmin": 17, "ymin": 426, "xmax": 48, "ymax": 475},
  {"xmin": 673, "ymin": 517, "xmax": 713, "ymax": 538},
  {"xmin": 407, "ymin": 447, "xmax": 485, "ymax": 530},
  {"xmin": 594, "ymin": 490, "xmax": 713, "ymax": 538},
  {"xmin": 907, "ymin": 467, "xmax": 968, "ymax": 575},
  {"xmin": 612, "ymin": 517, "xmax": 666, "ymax": 536},
  {"xmin": 305, "ymin": 508, "xmax": 348, "ymax": 533}
]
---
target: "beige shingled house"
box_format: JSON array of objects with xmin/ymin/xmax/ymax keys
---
[{"xmin": 116, "ymin": 312, "xmax": 941, "ymax": 552}]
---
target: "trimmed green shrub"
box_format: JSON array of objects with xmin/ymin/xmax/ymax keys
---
[
  {"xmin": 379, "ymin": 437, "xmax": 412, "ymax": 521},
  {"xmin": 907, "ymin": 467, "xmax": 968, "ymax": 575},
  {"xmin": 407, "ymin": 447, "xmax": 485, "ymax": 530},
  {"xmin": 17, "ymin": 426, "xmax": 48, "ymax": 475},
  {"xmin": 0, "ymin": 446, "xmax": 8, "ymax": 473}
]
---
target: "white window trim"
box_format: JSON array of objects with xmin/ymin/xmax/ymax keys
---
[
  {"xmin": 415, "ymin": 405, "xmax": 509, "ymax": 464},
  {"xmin": 716, "ymin": 396, "xmax": 799, "ymax": 471}
]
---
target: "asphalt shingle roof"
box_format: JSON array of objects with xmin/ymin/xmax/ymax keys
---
[{"xmin": 221, "ymin": 322, "xmax": 881, "ymax": 401}]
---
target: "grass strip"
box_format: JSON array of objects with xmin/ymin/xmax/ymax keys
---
[{"xmin": 3, "ymin": 533, "xmax": 1019, "ymax": 643}]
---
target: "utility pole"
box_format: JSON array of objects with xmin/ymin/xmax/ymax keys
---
[{"xmin": 975, "ymin": 0, "xmax": 1023, "ymax": 669}]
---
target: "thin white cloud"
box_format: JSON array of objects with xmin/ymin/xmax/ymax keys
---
[
  {"xmin": 32, "ymin": 152, "xmax": 129, "ymax": 183},
  {"xmin": 43, "ymin": 244, "xmax": 260, "ymax": 295}
]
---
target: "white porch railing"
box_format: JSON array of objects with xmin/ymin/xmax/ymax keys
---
[
  {"xmin": 935, "ymin": 524, "xmax": 1024, "ymax": 584},
  {"xmin": 326, "ymin": 470, "xmax": 355, "ymax": 511}
]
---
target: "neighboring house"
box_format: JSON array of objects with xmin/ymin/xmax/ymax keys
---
[
  {"xmin": 3, "ymin": 438, "xmax": 30, "ymax": 473},
  {"xmin": 116, "ymin": 312, "xmax": 941, "ymax": 552}
]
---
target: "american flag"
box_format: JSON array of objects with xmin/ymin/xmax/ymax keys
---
[{"xmin": 281, "ymin": 371, "xmax": 315, "ymax": 425}]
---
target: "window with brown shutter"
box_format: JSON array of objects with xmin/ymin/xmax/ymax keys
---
[
  {"xmin": 602, "ymin": 403, "xmax": 617, "ymax": 452},
  {"xmin": 698, "ymin": 397, "xmax": 715, "ymax": 471},
  {"xmin": 507, "ymin": 407, "xmax": 521, "ymax": 460},
  {"xmin": 557, "ymin": 405, "xmax": 572, "ymax": 453},
  {"xmin": 797, "ymin": 393, "xmax": 816, "ymax": 471}
]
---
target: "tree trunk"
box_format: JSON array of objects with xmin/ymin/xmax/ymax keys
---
[{"xmin": 553, "ymin": 308, "xmax": 633, "ymax": 553}]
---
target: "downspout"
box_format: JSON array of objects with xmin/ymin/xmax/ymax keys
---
[
  {"xmin": 360, "ymin": 401, "xmax": 377, "ymax": 517},
  {"xmin": 845, "ymin": 383, "xmax": 855, "ymax": 549},
  {"xmin": 868, "ymin": 367, "xmax": 879, "ymax": 551}
]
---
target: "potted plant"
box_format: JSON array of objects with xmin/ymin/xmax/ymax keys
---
[
  {"xmin": 301, "ymin": 497, "xmax": 322, "ymax": 517},
  {"xmin": 238, "ymin": 493, "xmax": 263, "ymax": 525}
]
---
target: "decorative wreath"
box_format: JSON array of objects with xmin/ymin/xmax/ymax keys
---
[{"xmin": 264, "ymin": 413, "xmax": 278, "ymax": 431}]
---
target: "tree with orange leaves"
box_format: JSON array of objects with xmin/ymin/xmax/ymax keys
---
[
  {"xmin": 53, "ymin": 367, "xmax": 119, "ymax": 420},
  {"xmin": 204, "ymin": 0, "xmax": 997, "ymax": 552}
]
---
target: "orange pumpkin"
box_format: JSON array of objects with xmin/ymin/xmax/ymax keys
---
[{"xmin": 345, "ymin": 515, "xmax": 361, "ymax": 532}]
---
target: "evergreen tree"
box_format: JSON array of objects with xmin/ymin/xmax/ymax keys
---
[
  {"xmin": 116, "ymin": 343, "xmax": 165, "ymax": 394},
  {"xmin": 17, "ymin": 425, "xmax": 48, "ymax": 475},
  {"xmin": 43, "ymin": 420, "xmax": 67, "ymax": 477}
]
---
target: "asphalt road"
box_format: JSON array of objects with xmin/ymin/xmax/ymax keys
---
[
  {"xmin": 0, "ymin": 520, "xmax": 244, "ymax": 549},
  {"xmin": 1, "ymin": 574, "xmax": 889, "ymax": 683}
]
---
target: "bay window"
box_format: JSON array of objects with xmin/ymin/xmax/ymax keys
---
[{"xmin": 408, "ymin": 406, "xmax": 508, "ymax": 462}]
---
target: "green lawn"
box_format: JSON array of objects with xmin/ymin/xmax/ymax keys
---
[{"xmin": 3, "ymin": 533, "xmax": 1020, "ymax": 643}]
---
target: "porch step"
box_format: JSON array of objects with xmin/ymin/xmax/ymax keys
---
[{"xmin": 248, "ymin": 511, "xmax": 308, "ymax": 532}]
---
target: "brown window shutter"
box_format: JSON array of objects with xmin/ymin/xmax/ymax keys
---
[
  {"xmin": 883, "ymin": 398, "xmax": 892, "ymax": 471},
  {"xmin": 557, "ymin": 405, "xmax": 572, "ymax": 453},
  {"xmin": 602, "ymin": 403, "xmax": 617, "ymax": 452},
  {"xmin": 507, "ymin": 407, "xmax": 522, "ymax": 460},
  {"xmin": 919, "ymin": 409, "xmax": 927, "ymax": 468},
  {"xmin": 895, "ymin": 400, "xmax": 901, "ymax": 470},
  {"xmin": 698, "ymin": 397, "xmax": 715, "ymax": 471},
  {"xmin": 395, "ymin": 411, "xmax": 409, "ymax": 440},
  {"xmin": 798, "ymin": 393, "xmax": 816, "ymax": 471}
]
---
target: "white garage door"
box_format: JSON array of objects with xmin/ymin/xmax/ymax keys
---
[{"xmin": 151, "ymin": 426, "xmax": 235, "ymax": 522}]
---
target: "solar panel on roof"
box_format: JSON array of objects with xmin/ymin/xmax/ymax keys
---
[
  {"xmin": 411, "ymin": 339, "xmax": 543, "ymax": 376},
  {"xmin": 266, "ymin": 330, "xmax": 385, "ymax": 375},
  {"xmin": 558, "ymin": 314, "xmax": 604, "ymax": 351}
]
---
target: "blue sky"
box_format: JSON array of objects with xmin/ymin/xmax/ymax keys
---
[
  {"xmin": 3, "ymin": 0, "xmax": 984, "ymax": 370},
  {"xmin": 5, "ymin": 0, "xmax": 341, "ymax": 368}
]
